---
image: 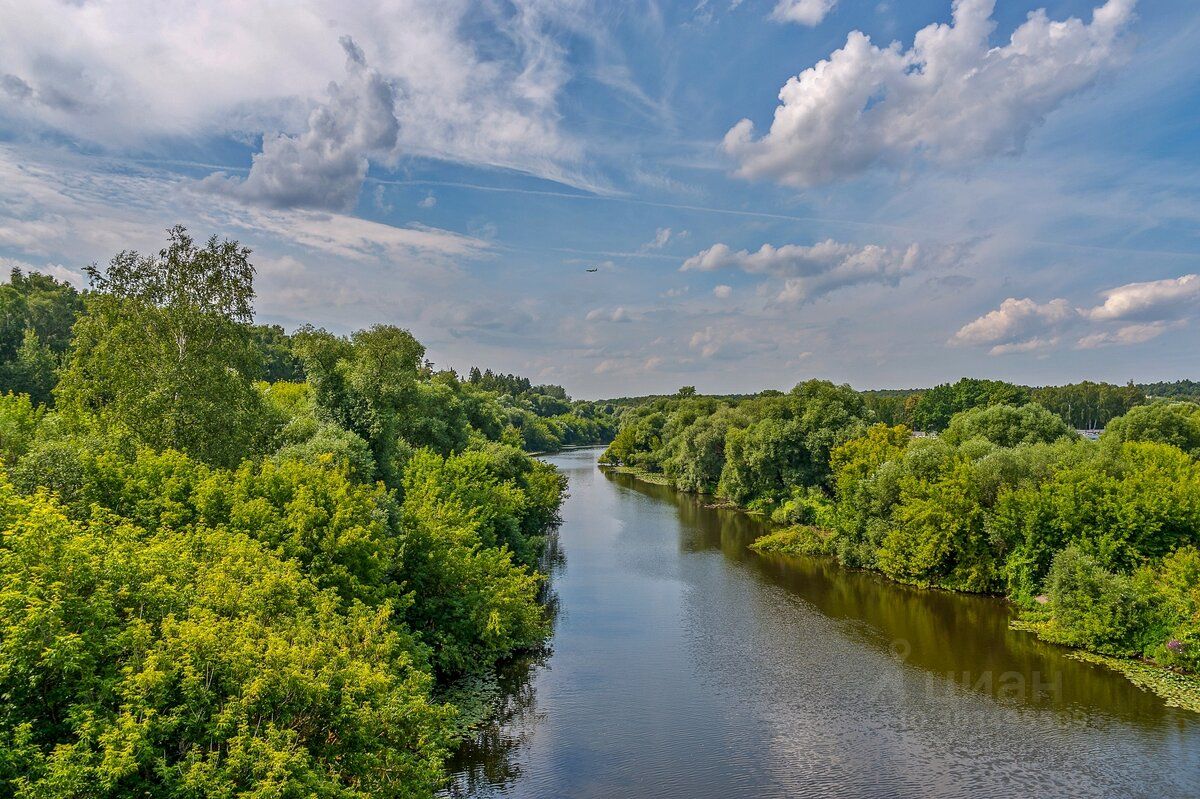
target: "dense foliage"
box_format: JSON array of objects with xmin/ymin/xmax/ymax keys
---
[
  {"xmin": 858, "ymin": 379, "xmax": 1147, "ymax": 432},
  {"xmin": 0, "ymin": 227, "xmax": 589, "ymax": 797},
  {"xmin": 0, "ymin": 268, "xmax": 84, "ymax": 405},
  {"xmin": 602, "ymin": 381, "xmax": 870, "ymax": 512},
  {"xmin": 604, "ymin": 381, "xmax": 1200, "ymax": 677},
  {"xmin": 1139, "ymin": 380, "xmax": 1200, "ymax": 401}
]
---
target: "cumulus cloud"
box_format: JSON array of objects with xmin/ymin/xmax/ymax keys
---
[
  {"xmin": 771, "ymin": 0, "xmax": 837, "ymax": 26},
  {"xmin": 713, "ymin": 284, "xmax": 733, "ymax": 299},
  {"xmin": 0, "ymin": 1, "xmax": 581, "ymax": 185},
  {"xmin": 1084, "ymin": 274, "xmax": 1200, "ymax": 322},
  {"xmin": 681, "ymin": 239, "xmax": 962, "ymax": 303},
  {"xmin": 952, "ymin": 297, "xmax": 1075, "ymax": 354},
  {"xmin": 954, "ymin": 272, "xmax": 1200, "ymax": 354},
  {"xmin": 0, "ymin": 257, "xmax": 87, "ymax": 289},
  {"xmin": 725, "ymin": 0, "xmax": 1136, "ymax": 187},
  {"xmin": 205, "ymin": 37, "xmax": 397, "ymax": 210}
]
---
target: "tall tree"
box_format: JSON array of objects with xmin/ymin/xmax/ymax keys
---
[{"xmin": 57, "ymin": 226, "xmax": 265, "ymax": 466}]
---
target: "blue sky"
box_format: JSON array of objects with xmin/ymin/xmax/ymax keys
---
[{"xmin": 1, "ymin": 0, "xmax": 1197, "ymax": 397}]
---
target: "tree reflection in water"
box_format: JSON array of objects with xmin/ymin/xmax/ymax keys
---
[{"xmin": 441, "ymin": 529, "xmax": 564, "ymax": 797}]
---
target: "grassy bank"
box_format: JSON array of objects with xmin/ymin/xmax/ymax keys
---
[{"xmin": 600, "ymin": 463, "xmax": 675, "ymax": 485}]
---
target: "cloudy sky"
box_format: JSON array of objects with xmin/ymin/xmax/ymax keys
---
[{"xmin": 1, "ymin": 0, "xmax": 1197, "ymax": 397}]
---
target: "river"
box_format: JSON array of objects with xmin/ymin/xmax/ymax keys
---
[{"xmin": 445, "ymin": 447, "xmax": 1200, "ymax": 798}]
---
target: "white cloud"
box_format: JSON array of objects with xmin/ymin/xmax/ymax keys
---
[
  {"xmin": 203, "ymin": 37, "xmax": 398, "ymax": 211},
  {"xmin": 689, "ymin": 325, "xmax": 777, "ymax": 360},
  {"xmin": 725, "ymin": 0, "xmax": 1136, "ymax": 187},
  {"xmin": 1084, "ymin": 274, "xmax": 1200, "ymax": 322},
  {"xmin": 643, "ymin": 227, "xmax": 673, "ymax": 250},
  {"xmin": 586, "ymin": 306, "xmax": 634, "ymax": 323},
  {"xmin": 419, "ymin": 194, "xmax": 438, "ymax": 209},
  {"xmin": 22, "ymin": 165, "xmax": 481, "ymax": 274},
  {"xmin": 0, "ymin": 1, "xmax": 581, "ymax": 184},
  {"xmin": 713, "ymin": 284, "xmax": 733, "ymax": 299},
  {"xmin": 988, "ymin": 337, "xmax": 1058, "ymax": 355},
  {"xmin": 0, "ymin": 257, "xmax": 87, "ymax": 289},
  {"xmin": 954, "ymin": 272, "xmax": 1200, "ymax": 355},
  {"xmin": 681, "ymin": 239, "xmax": 961, "ymax": 303},
  {"xmin": 952, "ymin": 297, "xmax": 1075, "ymax": 354},
  {"xmin": 1076, "ymin": 322, "xmax": 1173, "ymax": 349},
  {"xmin": 207, "ymin": 205, "xmax": 488, "ymax": 264},
  {"xmin": 771, "ymin": 0, "xmax": 837, "ymax": 27}
]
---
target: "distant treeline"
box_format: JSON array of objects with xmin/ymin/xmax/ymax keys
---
[
  {"xmin": 862, "ymin": 379, "xmax": 1150, "ymax": 431},
  {"xmin": 1140, "ymin": 379, "xmax": 1200, "ymax": 400},
  {"xmin": 601, "ymin": 379, "xmax": 1200, "ymax": 682},
  {"xmin": 602, "ymin": 378, "xmax": 1198, "ymax": 434}
]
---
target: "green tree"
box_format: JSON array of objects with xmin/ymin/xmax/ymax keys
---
[
  {"xmin": 0, "ymin": 267, "xmax": 83, "ymax": 359},
  {"xmin": 909, "ymin": 378, "xmax": 1030, "ymax": 432},
  {"xmin": 1042, "ymin": 545, "xmax": 1164, "ymax": 657},
  {"xmin": 718, "ymin": 381, "xmax": 868, "ymax": 505},
  {"xmin": 1031, "ymin": 381, "xmax": 1144, "ymax": 429},
  {"xmin": 0, "ymin": 329, "xmax": 58, "ymax": 405},
  {"xmin": 1103, "ymin": 401, "xmax": 1200, "ymax": 456},
  {"xmin": 56, "ymin": 226, "xmax": 266, "ymax": 467},
  {"xmin": 400, "ymin": 449, "xmax": 547, "ymax": 676},
  {"xmin": 941, "ymin": 403, "xmax": 1076, "ymax": 448},
  {"xmin": 249, "ymin": 323, "xmax": 305, "ymax": 382}
]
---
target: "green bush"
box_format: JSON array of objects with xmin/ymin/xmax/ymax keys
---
[
  {"xmin": 1043, "ymin": 546, "xmax": 1165, "ymax": 657},
  {"xmin": 1103, "ymin": 401, "xmax": 1200, "ymax": 456},
  {"xmin": 941, "ymin": 402, "xmax": 1075, "ymax": 448},
  {"xmin": 0, "ymin": 477, "xmax": 450, "ymax": 798}
]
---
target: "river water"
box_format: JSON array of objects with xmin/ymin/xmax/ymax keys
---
[{"xmin": 445, "ymin": 447, "xmax": 1200, "ymax": 798}]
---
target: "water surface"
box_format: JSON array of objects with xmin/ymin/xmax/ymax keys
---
[{"xmin": 446, "ymin": 447, "xmax": 1200, "ymax": 798}]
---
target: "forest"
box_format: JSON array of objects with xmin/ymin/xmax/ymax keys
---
[
  {"xmin": 601, "ymin": 378, "xmax": 1200, "ymax": 680},
  {"xmin": 0, "ymin": 228, "xmax": 615, "ymax": 797}
]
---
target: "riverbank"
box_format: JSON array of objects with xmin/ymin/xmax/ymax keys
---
[{"xmin": 607, "ymin": 463, "xmax": 1200, "ymax": 715}]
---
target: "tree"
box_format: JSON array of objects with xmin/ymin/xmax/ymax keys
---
[
  {"xmin": 0, "ymin": 267, "xmax": 83, "ymax": 359},
  {"xmin": 0, "ymin": 268, "xmax": 84, "ymax": 405},
  {"xmin": 249, "ymin": 323, "xmax": 305, "ymax": 382},
  {"xmin": 1103, "ymin": 401, "xmax": 1200, "ymax": 456},
  {"xmin": 718, "ymin": 381, "xmax": 869, "ymax": 505},
  {"xmin": 56, "ymin": 226, "xmax": 266, "ymax": 467},
  {"xmin": 1031, "ymin": 381, "xmax": 1144, "ymax": 430},
  {"xmin": 941, "ymin": 403, "xmax": 1076, "ymax": 448},
  {"xmin": 295, "ymin": 325, "xmax": 451, "ymax": 486},
  {"xmin": 909, "ymin": 378, "xmax": 1030, "ymax": 432},
  {"xmin": 400, "ymin": 449, "xmax": 547, "ymax": 675},
  {"xmin": 0, "ymin": 329, "xmax": 58, "ymax": 405}
]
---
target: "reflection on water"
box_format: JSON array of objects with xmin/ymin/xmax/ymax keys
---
[
  {"xmin": 445, "ymin": 449, "xmax": 1200, "ymax": 798},
  {"xmin": 443, "ymin": 532, "xmax": 563, "ymax": 796},
  {"xmin": 443, "ymin": 650, "xmax": 550, "ymax": 797}
]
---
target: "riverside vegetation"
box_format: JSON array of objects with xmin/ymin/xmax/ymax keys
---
[
  {"xmin": 0, "ymin": 227, "xmax": 616, "ymax": 798},
  {"xmin": 601, "ymin": 380, "xmax": 1200, "ymax": 706},
  {"xmin": 3, "ymin": 228, "xmax": 1199, "ymax": 797}
]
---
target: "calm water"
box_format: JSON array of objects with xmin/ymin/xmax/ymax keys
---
[{"xmin": 445, "ymin": 447, "xmax": 1200, "ymax": 798}]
